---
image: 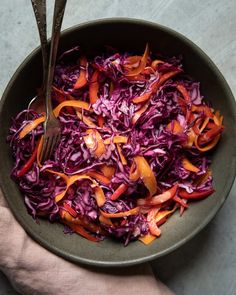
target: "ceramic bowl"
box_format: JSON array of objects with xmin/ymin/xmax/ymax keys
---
[{"xmin": 0, "ymin": 19, "xmax": 235, "ymax": 267}]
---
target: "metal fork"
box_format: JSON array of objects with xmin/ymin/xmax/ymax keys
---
[
  {"xmin": 31, "ymin": 0, "xmax": 67, "ymax": 162},
  {"xmin": 29, "ymin": 0, "xmax": 48, "ymax": 114}
]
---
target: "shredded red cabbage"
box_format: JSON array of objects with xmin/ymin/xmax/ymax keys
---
[{"xmin": 7, "ymin": 45, "xmax": 224, "ymax": 245}]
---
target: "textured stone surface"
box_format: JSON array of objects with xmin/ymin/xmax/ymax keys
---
[{"xmin": 0, "ymin": 0, "xmax": 235, "ymax": 294}]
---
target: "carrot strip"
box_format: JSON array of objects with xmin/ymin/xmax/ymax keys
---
[
  {"xmin": 155, "ymin": 208, "xmax": 176, "ymax": 223},
  {"xmin": 182, "ymin": 158, "xmax": 200, "ymax": 173},
  {"xmin": 142, "ymin": 66, "xmax": 155, "ymax": 75},
  {"xmin": 176, "ymin": 84, "xmax": 190, "ymax": 102},
  {"xmin": 61, "ymin": 211, "xmax": 104, "ymax": 234},
  {"xmin": 19, "ymin": 116, "xmax": 45, "ymax": 139},
  {"xmin": 54, "ymin": 175, "xmax": 92, "ymax": 203},
  {"xmin": 104, "ymin": 136, "xmax": 128, "ymax": 145},
  {"xmin": 173, "ymin": 195, "xmax": 189, "ymax": 208},
  {"xmin": 20, "ymin": 100, "xmax": 91, "ymax": 139},
  {"xmin": 192, "ymin": 117, "xmax": 210, "ymax": 136},
  {"xmin": 151, "ymin": 60, "xmax": 164, "ymax": 69},
  {"xmin": 132, "ymin": 70, "xmax": 180, "ymax": 103},
  {"xmin": 94, "ymin": 186, "xmax": 106, "ymax": 207},
  {"xmin": 74, "ymin": 56, "xmax": 87, "ymax": 89},
  {"xmin": 89, "ymin": 70, "xmax": 99, "ymax": 104},
  {"xmin": 132, "ymin": 92, "xmax": 152, "ymax": 104},
  {"xmin": 213, "ymin": 111, "xmax": 223, "ymax": 126},
  {"xmin": 194, "ymin": 170, "xmax": 212, "ymax": 187},
  {"xmin": 54, "ymin": 100, "xmax": 90, "ymax": 117},
  {"xmin": 63, "ymin": 221, "xmax": 99, "ymax": 242},
  {"xmin": 137, "ymin": 185, "xmax": 178, "ymax": 206},
  {"xmin": 59, "ymin": 210, "xmax": 75, "ymax": 223},
  {"xmin": 129, "ymin": 161, "xmax": 140, "ymax": 182},
  {"xmin": 63, "ymin": 203, "xmax": 77, "ymax": 218},
  {"xmin": 126, "ymin": 74, "xmax": 147, "ymax": 82},
  {"xmin": 133, "ymin": 69, "xmax": 181, "ymax": 105},
  {"xmin": 124, "ymin": 44, "xmax": 149, "ymax": 77},
  {"xmin": 152, "ymin": 70, "xmax": 181, "ymax": 94},
  {"xmin": 147, "ymin": 207, "xmax": 162, "ymax": 236},
  {"xmin": 191, "ymin": 105, "xmax": 214, "ymax": 118},
  {"xmin": 84, "ymin": 129, "xmax": 106, "ymax": 157},
  {"xmin": 116, "ymin": 144, "xmax": 127, "ymax": 165},
  {"xmin": 197, "ymin": 125, "xmax": 224, "ymax": 146},
  {"xmin": 86, "ymin": 171, "xmax": 110, "ymax": 185},
  {"xmin": 45, "ymin": 170, "xmax": 92, "ymax": 202},
  {"xmin": 52, "ymin": 86, "xmax": 75, "ymax": 114},
  {"xmin": 124, "ymin": 55, "xmax": 142, "ymax": 68},
  {"xmin": 110, "ymin": 184, "xmax": 128, "ymax": 201},
  {"xmin": 139, "ymin": 233, "xmax": 157, "ymax": 245},
  {"xmin": 132, "ymin": 102, "xmax": 149, "ymax": 124},
  {"xmin": 97, "ymin": 115, "xmax": 105, "ymax": 127},
  {"xmin": 76, "ymin": 111, "xmax": 97, "ymax": 128},
  {"xmin": 166, "ymin": 120, "xmax": 184, "ymax": 134},
  {"xmin": 99, "ymin": 215, "xmax": 113, "ymax": 226},
  {"xmin": 100, "ymin": 207, "xmax": 140, "ymax": 218},
  {"xmin": 131, "ymin": 156, "xmax": 157, "ymax": 196},
  {"xmin": 46, "ymin": 169, "xmax": 106, "ymax": 207},
  {"xmin": 194, "ymin": 134, "xmax": 221, "ymax": 152},
  {"xmin": 100, "ymin": 165, "xmax": 116, "ymax": 179},
  {"xmin": 185, "ymin": 128, "xmax": 196, "ymax": 148}
]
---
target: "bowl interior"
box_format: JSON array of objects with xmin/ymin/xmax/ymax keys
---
[{"xmin": 0, "ymin": 19, "xmax": 236, "ymax": 266}]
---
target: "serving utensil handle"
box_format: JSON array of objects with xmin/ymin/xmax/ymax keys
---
[
  {"xmin": 31, "ymin": 0, "xmax": 48, "ymax": 89},
  {"xmin": 45, "ymin": 0, "xmax": 67, "ymax": 119}
]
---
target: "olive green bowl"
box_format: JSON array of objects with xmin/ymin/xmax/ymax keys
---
[{"xmin": 0, "ymin": 19, "xmax": 236, "ymax": 267}]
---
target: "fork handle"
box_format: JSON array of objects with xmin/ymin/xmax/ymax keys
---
[
  {"xmin": 31, "ymin": 0, "xmax": 48, "ymax": 90},
  {"xmin": 45, "ymin": 0, "xmax": 67, "ymax": 120}
]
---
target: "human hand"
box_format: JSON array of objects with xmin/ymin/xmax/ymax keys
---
[{"xmin": 0, "ymin": 190, "xmax": 174, "ymax": 295}]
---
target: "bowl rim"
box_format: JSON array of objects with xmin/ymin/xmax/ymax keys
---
[{"xmin": 0, "ymin": 17, "xmax": 236, "ymax": 267}]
